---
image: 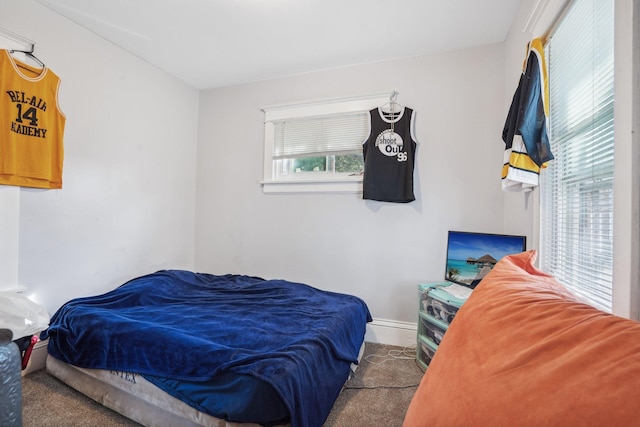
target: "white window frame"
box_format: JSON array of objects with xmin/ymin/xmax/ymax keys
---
[
  {"xmin": 539, "ymin": 0, "xmax": 615, "ymax": 312},
  {"xmin": 261, "ymin": 93, "xmax": 391, "ymax": 194}
]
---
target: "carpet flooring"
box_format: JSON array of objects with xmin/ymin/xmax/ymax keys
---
[{"xmin": 21, "ymin": 342, "xmax": 424, "ymax": 427}]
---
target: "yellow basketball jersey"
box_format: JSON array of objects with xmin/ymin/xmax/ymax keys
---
[{"xmin": 0, "ymin": 49, "xmax": 66, "ymax": 189}]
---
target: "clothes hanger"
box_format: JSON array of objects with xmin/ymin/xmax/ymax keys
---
[
  {"xmin": 9, "ymin": 47, "xmax": 45, "ymax": 69},
  {"xmin": 379, "ymin": 91, "xmax": 403, "ymax": 122}
]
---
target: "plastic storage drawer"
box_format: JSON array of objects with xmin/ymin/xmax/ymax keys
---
[
  {"xmin": 419, "ymin": 282, "xmax": 468, "ymax": 324},
  {"xmin": 418, "ymin": 312, "xmax": 448, "ymax": 345},
  {"xmin": 416, "ymin": 335, "xmax": 438, "ymax": 370}
]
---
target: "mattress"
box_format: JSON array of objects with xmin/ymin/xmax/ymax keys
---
[
  {"xmin": 46, "ymin": 354, "xmax": 269, "ymax": 427},
  {"xmin": 42, "ymin": 270, "xmax": 372, "ymax": 427},
  {"xmin": 46, "ymin": 343, "xmax": 365, "ymax": 427}
]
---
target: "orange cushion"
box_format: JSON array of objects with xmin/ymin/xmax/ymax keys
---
[{"xmin": 404, "ymin": 250, "xmax": 640, "ymax": 427}]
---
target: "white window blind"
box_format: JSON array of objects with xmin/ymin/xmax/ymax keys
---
[
  {"xmin": 540, "ymin": 0, "xmax": 614, "ymax": 312},
  {"xmin": 262, "ymin": 93, "xmax": 389, "ymax": 193},
  {"xmin": 272, "ymin": 112, "xmax": 368, "ymax": 160}
]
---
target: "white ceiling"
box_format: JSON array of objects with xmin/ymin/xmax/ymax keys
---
[{"xmin": 35, "ymin": 0, "xmax": 523, "ymax": 90}]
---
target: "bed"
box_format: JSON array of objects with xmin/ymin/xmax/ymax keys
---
[
  {"xmin": 41, "ymin": 270, "xmax": 371, "ymax": 427},
  {"xmin": 403, "ymin": 250, "xmax": 640, "ymax": 427}
]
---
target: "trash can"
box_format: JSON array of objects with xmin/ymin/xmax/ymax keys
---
[{"xmin": 0, "ymin": 328, "xmax": 21, "ymax": 427}]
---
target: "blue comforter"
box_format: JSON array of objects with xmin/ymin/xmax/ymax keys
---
[{"xmin": 43, "ymin": 270, "xmax": 371, "ymax": 427}]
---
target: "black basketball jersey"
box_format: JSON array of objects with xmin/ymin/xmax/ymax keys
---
[{"xmin": 362, "ymin": 107, "xmax": 417, "ymax": 203}]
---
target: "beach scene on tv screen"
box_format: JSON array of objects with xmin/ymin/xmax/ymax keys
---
[{"xmin": 446, "ymin": 233, "xmax": 525, "ymax": 286}]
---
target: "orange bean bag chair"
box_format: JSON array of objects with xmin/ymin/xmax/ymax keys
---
[{"xmin": 404, "ymin": 250, "xmax": 640, "ymax": 427}]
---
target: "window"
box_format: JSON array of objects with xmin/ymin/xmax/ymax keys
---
[
  {"xmin": 540, "ymin": 0, "xmax": 614, "ymax": 312},
  {"xmin": 261, "ymin": 93, "xmax": 390, "ymax": 194}
]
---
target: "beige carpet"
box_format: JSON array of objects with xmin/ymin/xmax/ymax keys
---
[
  {"xmin": 324, "ymin": 343, "xmax": 424, "ymax": 427},
  {"xmin": 21, "ymin": 342, "xmax": 423, "ymax": 427}
]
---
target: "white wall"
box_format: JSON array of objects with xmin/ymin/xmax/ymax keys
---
[
  {"xmin": 0, "ymin": 33, "xmax": 33, "ymax": 293},
  {"xmin": 501, "ymin": 0, "xmax": 570, "ymax": 249},
  {"xmin": 195, "ymin": 44, "xmax": 508, "ymax": 345},
  {"xmin": 7, "ymin": 0, "xmax": 633, "ymax": 346},
  {"xmin": 500, "ymin": 1, "xmax": 542, "ymax": 246},
  {"xmin": 1, "ymin": 1, "xmax": 199, "ymax": 315},
  {"xmin": 0, "ymin": 187, "xmax": 19, "ymax": 289}
]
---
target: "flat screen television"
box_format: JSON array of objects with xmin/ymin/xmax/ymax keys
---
[{"xmin": 445, "ymin": 231, "xmax": 527, "ymax": 288}]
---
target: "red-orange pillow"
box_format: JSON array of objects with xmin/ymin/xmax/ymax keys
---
[{"xmin": 404, "ymin": 250, "xmax": 640, "ymax": 427}]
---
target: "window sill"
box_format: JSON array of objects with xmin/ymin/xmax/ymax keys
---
[{"xmin": 261, "ymin": 178, "xmax": 363, "ymax": 194}]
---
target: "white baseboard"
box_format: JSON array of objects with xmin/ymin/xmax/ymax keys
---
[{"xmin": 365, "ymin": 318, "xmax": 417, "ymax": 348}]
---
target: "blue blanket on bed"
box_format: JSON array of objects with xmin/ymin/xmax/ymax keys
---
[{"xmin": 43, "ymin": 270, "xmax": 371, "ymax": 427}]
